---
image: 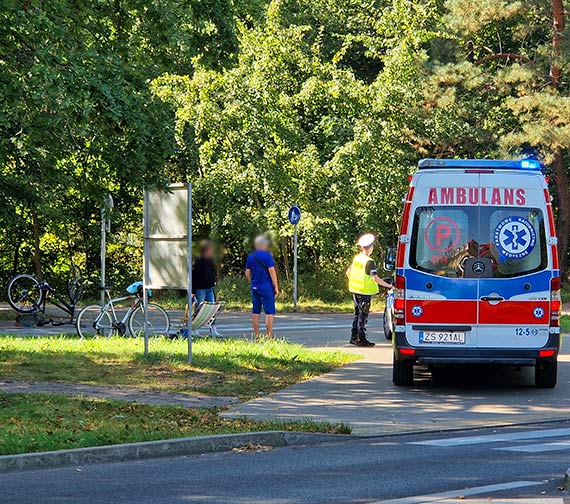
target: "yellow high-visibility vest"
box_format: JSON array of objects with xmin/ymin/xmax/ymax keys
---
[{"xmin": 348, "ymin": 253, "xmax": 379, "ymax": 295}]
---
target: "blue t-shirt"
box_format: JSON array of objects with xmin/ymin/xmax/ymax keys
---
[{"xmin": 246, "ymin": 250, "xmax": 275, "ymax": 288}]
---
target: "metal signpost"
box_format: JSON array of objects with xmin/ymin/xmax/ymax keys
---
[
  {"xmin": 288, "ymin": 205, "xmax": 301, "ymax": 311},
  {"xmin": 100, "ymin": 194, "xmax": 114, "ymax": 306},
  {"xmin": 143, "ymin": 184, "xmax": 193, "ymax": 363}
]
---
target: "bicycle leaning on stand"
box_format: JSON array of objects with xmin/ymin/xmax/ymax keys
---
[
  {"xmin": 7, "ymin": 266, "xmax": 83, "ymax": 325},
  {"xmin": 76, "ymin": 281, "xmax": 170, "ymax": 338}
]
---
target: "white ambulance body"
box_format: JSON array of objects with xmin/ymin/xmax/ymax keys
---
[{"xmin": 392, "ymin": 159, "xmax": 561, "ymax": 388}]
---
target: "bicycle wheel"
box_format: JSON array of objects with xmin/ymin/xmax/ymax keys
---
[
  {"xmin": 67, "ymin": 265, "xmax": 83, "ymax": 304},
  {"xmin": 128, "ymin": 303, "xmax": 170, "ymax": 337},
  {"xmin": 76, "ymin": 304, "xmax": 114, "ymax": 338},
  {"xmin": 7, "ymin": 274, "xmax": 44, "ymax": 313}
]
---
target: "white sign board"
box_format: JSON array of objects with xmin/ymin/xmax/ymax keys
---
[
  {"xmin": 145, "ymin": 185, "xmax": 190, "ymax": 289},
  {"xmin": 143, "ymin": 183, "xmax": 192, "ymax": 362}
]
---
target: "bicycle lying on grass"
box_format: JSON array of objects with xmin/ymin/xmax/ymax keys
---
[
  {"xmin": 76, "ymin": 281, "xmax": 170, "ymax": 338},
  {"xmin": 7, "ymin": 266, "xmax": 83, "ymax": 325}
]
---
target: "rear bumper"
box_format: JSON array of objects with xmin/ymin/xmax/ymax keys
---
[{"xmin": 394, "ymin": 331, "xmax": 560, "ymax": 366}]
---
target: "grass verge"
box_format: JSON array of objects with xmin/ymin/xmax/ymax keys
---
[
  {"xmin": 0, "ymin": 336, "xmax": 358, "ymax": 399},
  {"xmin": 561, "ymin": 315, "xmax": 570, "ymax": 333},
  {"xmin": 0, "ymin": 393, "xmax": 350, "ymax": 455}
]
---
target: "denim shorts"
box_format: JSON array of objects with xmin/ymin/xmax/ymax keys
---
[{"xmin": 251, "ymin": 285, "xmax": 276, "ymax": 315}]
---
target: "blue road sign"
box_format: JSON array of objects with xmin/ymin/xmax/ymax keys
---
[{"xmin": 288, "ymin": 205, "xmax": 301, "ymax": 225}]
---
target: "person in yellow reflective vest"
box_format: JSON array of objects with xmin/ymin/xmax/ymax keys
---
[{"xmin": 346, "ymin": 234, "xmax": 392, "ymax": 347}]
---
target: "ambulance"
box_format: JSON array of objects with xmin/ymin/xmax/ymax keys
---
[{"xmin": 391, "ymin": 159, "xmax": 561, "ymax": 388}]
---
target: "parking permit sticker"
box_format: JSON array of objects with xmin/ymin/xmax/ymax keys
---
[
  {"xmin": 493, "ymin": 216, "xmax": 536, "ymax": 259},
  {"xmin": 424, "ymin": 217, "xmax": 461, "ymax": 253}
]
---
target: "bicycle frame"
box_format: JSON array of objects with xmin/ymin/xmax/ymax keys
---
[
  {"xmin": 93, "ymin": 292, "xmax": 142, "ymax": 331},
  {"xmin": 36, "ymin": 282, "xmax": 76, "ymax": 322}
]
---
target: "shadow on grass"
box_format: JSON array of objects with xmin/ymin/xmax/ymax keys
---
[{"xmin": 0, "ymin": 335, "xmax": 352, "ymax": 398}]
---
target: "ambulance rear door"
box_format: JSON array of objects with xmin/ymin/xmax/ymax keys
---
[
  {"xmin": 475, "ymin": 173, "xmax": 551, "ymax": 349},
  {"xmin": 406, "ymin": 172, "xmax": 480, "ymax": 348}
]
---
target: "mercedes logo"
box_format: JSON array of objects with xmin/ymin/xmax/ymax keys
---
[{"xmin": 472, "ymin": 261, "xmax": 485, "ymax": 275}]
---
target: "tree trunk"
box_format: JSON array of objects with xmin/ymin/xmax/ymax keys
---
[
  {"xmin": 12, "ymin": 229, "xmax": 22, "ymax": 275},
  {"xmin": 550, "ymin": 0, "xmax": 568, "ymax": 276},
  {"xmin": 550, "ymin": 0, "xmax": 565, "ymax": 87},
  {"xmin": 31, "ymin": 211, "xmax": 43, "ymax": 280},
  {"xmin": 552, "ymin": 153, "xmax": 570, "ymax": 277}
]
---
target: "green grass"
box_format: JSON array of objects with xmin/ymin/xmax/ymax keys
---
[
  {"xmin": 0, "ymin": 335, "xmax": 358, "ymax": 399},
  {"xmin": 0, "ymin": 393, "xmax": 350, "ymax": 455}
]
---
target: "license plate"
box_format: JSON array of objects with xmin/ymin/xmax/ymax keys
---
[{"xmin": 419, "ymin": 331, "xmax": 466, "ymax": 344}]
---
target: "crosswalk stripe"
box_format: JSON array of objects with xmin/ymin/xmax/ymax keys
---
[
  {"xmin": 409, "ymin": 428, "xmax": 570, "ymax": 447},
  {"xmin": 495, "ymin": 439, "xmax": 570, "ymax": 453},
  {"xmin": 435, "ymin": 499, "xmax": 562, "ymax": 503},
  {"xmin": 371, "ymin": 481, "xmax": 544, "ymax": 504}
]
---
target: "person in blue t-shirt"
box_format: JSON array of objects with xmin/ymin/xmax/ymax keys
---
[{"xmin": 245, "ymin": 235, "xmax": 279, "ymax": 338}]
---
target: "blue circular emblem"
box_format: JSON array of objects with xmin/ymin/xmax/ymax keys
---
[
  {"xmin": 493, "ymin": 216, "xmax": 536, "ymax": 259},
  {"xmin": 533, "ymin": 307, "xmax": 545, "ymax": 319},
  {"xmin": 411, "ymin": 305, "xmax": 423, "ymax": 317}
]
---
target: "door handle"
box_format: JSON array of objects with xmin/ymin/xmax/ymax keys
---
[{"xmin": 480, "ymin": 296, "xmax": 504, "ymax": 302}]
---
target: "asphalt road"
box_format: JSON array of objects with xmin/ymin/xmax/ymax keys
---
[
  {"xmin": 0, "ymin": 310, "xmax": 369, "ymax": 348},
  {"xmin": 3, "ymin": 421, "xmax": 570, "ymax": 504}
]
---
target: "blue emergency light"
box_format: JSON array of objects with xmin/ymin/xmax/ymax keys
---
[
  {"xmin": 519, "ymin": 159, "xmax": 541, "ymax": 170},
  {"xmin": 418, "ymin": 158, "xmax": 543, "ymax": 171}
]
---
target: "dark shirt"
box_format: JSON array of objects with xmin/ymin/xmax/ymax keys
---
[
  {"xmin": 365, "ymin": 259, "xmax": 377, "ymax": 277},
  {"xmin": 192, "ymin": 257, "xmax": 216, "ymax": 291},
  {"xmin": 245, "ymin": 250, "xmax": 275, "ymax": 288}
]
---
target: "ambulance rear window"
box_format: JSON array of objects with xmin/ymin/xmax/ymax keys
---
[{"xmin": 409, "ymin": 206, "xmax": 547, "ymax": 278}]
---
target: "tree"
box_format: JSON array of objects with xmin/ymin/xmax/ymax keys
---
[
  {"xmin": 0, "ymin": 0, "xmax": 244, "ymax": 287},
  {"xmin": 153, "ymin": 0, "xmax": 440, "ymax": 274},
  {"xmin": 422, "ymin": 0, "xmax": 570, "ymax": 274}
]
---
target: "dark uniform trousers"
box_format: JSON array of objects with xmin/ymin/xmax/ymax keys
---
[{"xmin": 351, "ymin": 293, "xmax": 371, "ymax": 343}]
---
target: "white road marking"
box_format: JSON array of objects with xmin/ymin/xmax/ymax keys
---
[
  {"xmin": 208, "ymin": 323, "xmax": 355, "ymax": 332},
  {"xmin": 495, "ymin": 439, "xmax": 570, "ymax": 453},
  {"xmin": 436, "ymin": 500, "xmax": 562, "ymax": 503},
  {"xmin": 372, "ymin": 481, "xmax": 544, "ymax": 504},
  {"xmin": 410, "ymin": 428, "xmax": 570, "ymax": 447}
]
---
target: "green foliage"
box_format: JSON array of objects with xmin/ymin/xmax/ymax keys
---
[
  {"xmin": 1, "ymin": 0, "xmax": 569, "ymax": 290},
  {"xmin": 153, "ymin": 0, "xmax": 440, "ymax": 274}
]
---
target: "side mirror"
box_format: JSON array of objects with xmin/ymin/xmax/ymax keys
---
[{"xmin": 384, "ymin": 246, "xmax": 396, "ymax": 271}]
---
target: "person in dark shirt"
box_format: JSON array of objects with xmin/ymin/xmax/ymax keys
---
[
  {"xmin": 192, "ymin": 240, "xmax": 221, "ymax": 336},
  {"xmin": 245, "ymin": 235, "xmax": 279, "ymax": 338}
]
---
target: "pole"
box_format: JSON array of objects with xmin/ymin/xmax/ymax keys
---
[
  {"xmin": 100, "ymin": 208, "xmax": 106, "ymax": 307},
  {"xmin": 142, "ymin": 191, "xmax": 149, "ymax": 356},
  {"xmin": 187, "ymin": 184, "xmax": 193, "ymax": 364},
  {"xmin": 293, "ymin": 222, "xmax": 298, "ymax": 312}
]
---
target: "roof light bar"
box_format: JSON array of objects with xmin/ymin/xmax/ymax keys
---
[{"xmin": 418, "ymin": 158, "xmax": 543, "ymax": 171}]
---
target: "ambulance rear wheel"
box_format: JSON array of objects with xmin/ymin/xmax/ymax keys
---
[
  {"xmin": 383, "ymin": 306, "xmax": 393, "ymax": 340},
  {"xmin": 535, "ymin": 360, "xmax": 557, "ymax": 388},
  {"xmin": 393, "ymin": 355, "xmax": 414, "ymax": 386}
]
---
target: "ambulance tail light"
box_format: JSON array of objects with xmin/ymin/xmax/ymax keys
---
[
  {"xmin": 550, "ymin": 277, "xmax": 561, "ymax": 327},
  {"xmin": 394, "ymin": 275, "xmax": 405, "ymax": 323},
  {"xmin": 539, "ymin": 349, "xmax": 556, "ymax": 358}
]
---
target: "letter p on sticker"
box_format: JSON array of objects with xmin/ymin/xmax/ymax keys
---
[{"xmin": 435, "ymin": 224, "xmax": 452, "ymax": 248}]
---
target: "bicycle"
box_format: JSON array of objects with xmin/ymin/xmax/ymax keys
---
[
  {"xmin": 7, "ymin": 266, "xmax": 83, "ymax": 325},
  {"xmin": 76, "ymin": 281, "xmax": 170, "ymax": 338}
]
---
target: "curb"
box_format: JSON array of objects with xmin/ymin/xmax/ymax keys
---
[{"xmin": 0, "ymin": 431, "xmax": 354, "ymax": 473}]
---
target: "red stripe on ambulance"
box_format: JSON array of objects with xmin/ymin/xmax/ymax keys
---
[
  {"xmin": 406, "ymin": 300, "xmax": 477, "ymax": 324},
  {"xmin": 397, "ymin": 186, "xmax": 415, "ymax": 268},
  {"xmin": 479, "ymin": 301, "xmax": 550, "ymax": 325}
]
